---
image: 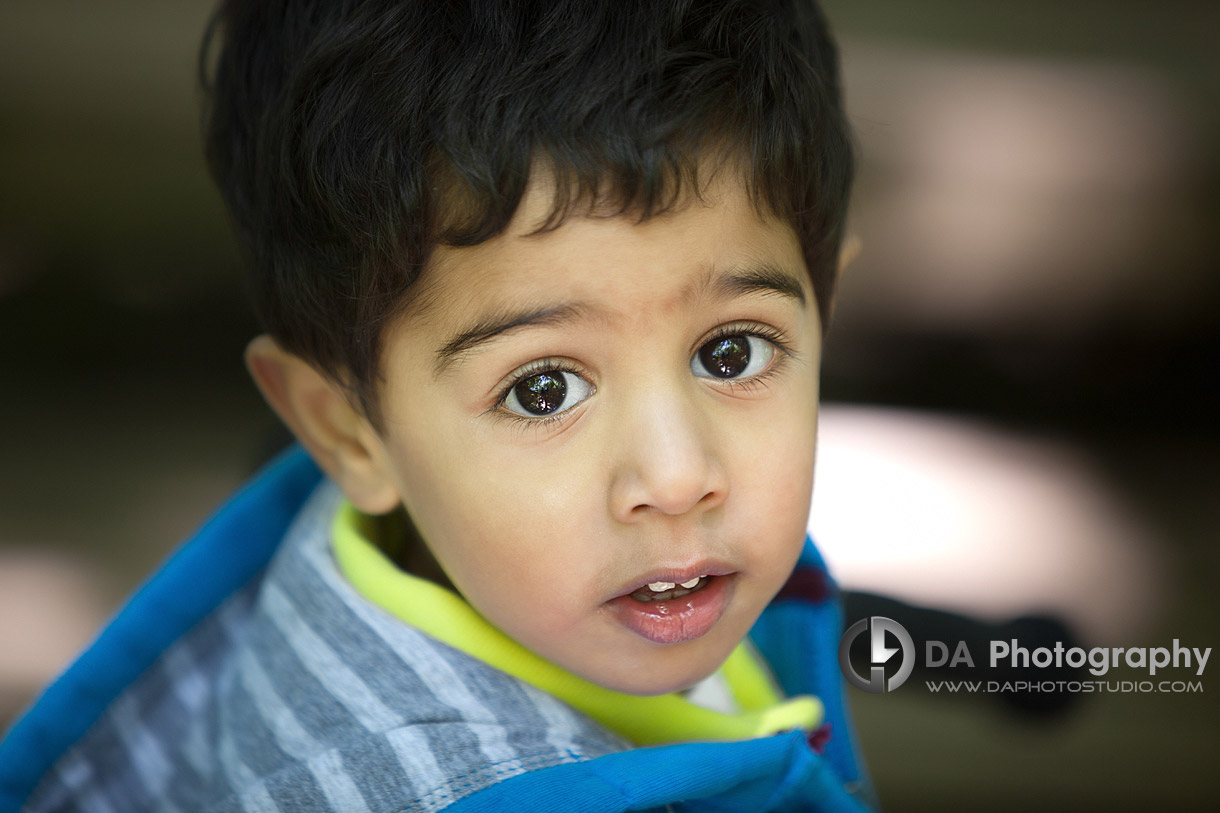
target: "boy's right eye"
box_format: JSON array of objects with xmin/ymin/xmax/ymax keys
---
[{"xmin": 502, "ymin": 369, "xmax": 594, "ymax": 418}]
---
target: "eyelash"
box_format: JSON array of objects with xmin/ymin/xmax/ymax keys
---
[
  {"xmin": 491, "ymin": 322, "xmax": 794, "ymax": 429},
  {"xmin": 492, "ymin": 358, "xmax": 588, "ymax": 430},
  {"xmin": 699, "ymin": 322, "xmax": 794, "ymax": 396}
]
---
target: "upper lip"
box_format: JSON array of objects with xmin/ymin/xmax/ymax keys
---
[{"xmin": 604, "ymin": 560, "xmax": 737, "ymax": 602}]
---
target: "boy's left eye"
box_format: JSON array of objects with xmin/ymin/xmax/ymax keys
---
[
  {"xmin": 690, "ymin": 333, "xmax": 776, "ymax": 380},
  {"xmin": 502, "ymin": 369, "xmax": 594, "ymax": 417}
]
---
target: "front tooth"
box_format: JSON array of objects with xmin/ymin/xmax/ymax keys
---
[
  {"xmin": 680, "ymin": 577, "xmax": 700, "ymax": 589},
  {"xmin": 648, "ymin": 581, "xmax": 676, "ymax": 592}
]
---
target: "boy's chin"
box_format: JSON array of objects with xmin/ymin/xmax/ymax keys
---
[{"xmin": 575, "ymin": 649, "xmax": 728, "ymax": 697}]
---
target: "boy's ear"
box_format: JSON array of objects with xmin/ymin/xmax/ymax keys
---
[
  {"xmin": 245, "ymin": 335, "xmax": 401, "ymax": 515},
  {"xmin": 839, "ymin": 234, "xmax": 862, "ymax": 274},
  {"xmin": 825, "ymin": 234, "xmax": 862, "ymax": 324}
]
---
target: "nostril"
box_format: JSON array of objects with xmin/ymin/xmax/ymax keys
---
[
  {"xmin": 609, "ymin": 436, "xmax": 728, "ymax": 520},
  {"xmin": 629, "ymin": 485, "xmax": 722, "ymax": 517}
]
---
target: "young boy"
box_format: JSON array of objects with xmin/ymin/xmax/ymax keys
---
[{"xmin": 1, "ymin": 0, "xmax": 871, "ymax": 810}]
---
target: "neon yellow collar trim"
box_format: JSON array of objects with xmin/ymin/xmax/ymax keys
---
[{"xmin": 331, "ymin": 501, "xmax": 821, "ymax": 746}]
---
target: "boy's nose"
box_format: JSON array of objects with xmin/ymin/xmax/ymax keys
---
[{"xmin": 607, "ymin": 387, "xmax": 728, "ymax": 522}]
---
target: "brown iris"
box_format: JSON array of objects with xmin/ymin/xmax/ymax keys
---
[
  {"xmin": 698, "ymin": 335, "xmax": 750, "ymax": 378},
  {"xmin": 513, "ymin": 372, "xmax": 567, "ymax": 415}
]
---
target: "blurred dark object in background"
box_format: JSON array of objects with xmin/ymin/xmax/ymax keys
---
[{"xmin": 842, "ymin": 591, "xmax": 1089, "ymax": 718}]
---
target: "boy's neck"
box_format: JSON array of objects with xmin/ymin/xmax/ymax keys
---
[{"xmin": 371, "ymin": 507, "xmax": 460, "ymax": 594}]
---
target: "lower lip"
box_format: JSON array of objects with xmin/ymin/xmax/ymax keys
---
[{"xmin": 605, "ymin": 575, "xmax": 734, "ymax": 645}]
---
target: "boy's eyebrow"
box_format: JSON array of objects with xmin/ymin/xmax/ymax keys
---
[
  {"xmin": 432, "ymin": 264, "xmax": 807, "ymax": 378},
  {"xmin": 710, "ymin": 264, "xmax": 807, "ymax": 309},
  {"xmin": 433, "ymin": 303, "xmax": 594, "ymax": 377}
]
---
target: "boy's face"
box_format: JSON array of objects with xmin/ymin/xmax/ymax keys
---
[{"xmin": 372, "ymin": 168, "xmax": 821, "ymax": 695}]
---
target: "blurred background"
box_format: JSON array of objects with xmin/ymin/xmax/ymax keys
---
[{"xmin": 1, "ymin": 1, "xmax": 1217, "ymax": 809}]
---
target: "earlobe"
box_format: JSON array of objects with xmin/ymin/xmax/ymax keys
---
[
  {"xmin": 244, "ymin": 335, "xmax": 401, "ymax": 514},
  {"xmin": 838, "ymin": 234, "xmax": 862, "ymax": 275},
  {"xmin": 823, "ymin": 234, "xmax": 862, "ymax": 326}
]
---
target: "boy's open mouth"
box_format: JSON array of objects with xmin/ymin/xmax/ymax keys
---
[{"xmin": 607, "ymin": 573, "xmax": 735, "ymax": 645}]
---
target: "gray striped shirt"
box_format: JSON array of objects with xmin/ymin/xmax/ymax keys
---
[{"xmin": 28, "ymin": 484, "xmax": 628, "ymax": 812}]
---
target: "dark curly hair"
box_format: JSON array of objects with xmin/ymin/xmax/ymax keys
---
[{"xmin": 201, "ymin": 0, "xmax": 854, "ymax": 424}]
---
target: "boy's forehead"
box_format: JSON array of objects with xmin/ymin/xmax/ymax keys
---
[
  {"xmin": 394, "ymin": 183, "xmax": 811, "ymax": 384},
  {"xmin": 414, "ymin": 164, "xmax": 804, "ymax": 315}
]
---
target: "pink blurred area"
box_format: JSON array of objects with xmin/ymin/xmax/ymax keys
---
[
  {"xmin": 836, "ymin": 42, "xmax": 1208, "ymax": 338},
  {"xmin": 0, "ymin": 552, "xmax": 110, "ymax": 715},
  {"xmin": 812, "ymin": 405, "xmax": 1163, "ymax": 645}
]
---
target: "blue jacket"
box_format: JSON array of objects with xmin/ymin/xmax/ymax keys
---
[{"xmin": 0, "ymin": 448, "xmax": 872, "ymax": 812}]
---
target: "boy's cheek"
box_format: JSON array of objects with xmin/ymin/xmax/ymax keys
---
[{"xmin": 393, "ymin": 448, "xmax": 587, "ymax": 565}]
